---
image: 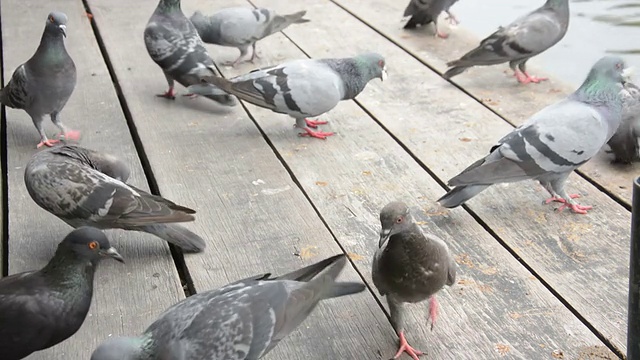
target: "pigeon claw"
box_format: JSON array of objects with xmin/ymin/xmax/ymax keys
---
[
  {"xmin": 393, "ymin": 332, "xmax": 424, "ymax": 360},
  {"xmin": 515, "ymin": 71, "xmax": 548, "ymax": 84},
  {"xmin": 36, "ymin": 139, "xmax": 61, "ymax": 149},
  {"xmin": 298, "ymin": 128, "xmax": 335, "ymax": 140},
  {"xmin": 157, "ymin": 88, "xmax": 176, "ymax": 100},
  {"xmin": 544, "ymin": 194, "xmax": 581, "ymax": 205},
  {"xmin": 557, "ymin": 203, "xmax": 593, "ymax": 215},
  {"xmin": 305, "ymin": 118, "xmax": 329, "ymax": 129}
]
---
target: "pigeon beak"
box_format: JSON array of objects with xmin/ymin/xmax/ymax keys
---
[
  {"xmin": 622, "ymin": 66, "xmax": 635, "ymax": 84},
  {"xmin": 378, "ymin": 229, "xmax": 391, "ymax": 248},
  {"xmin": 59, "ymin": 25, "xmax": 67, "ymax": 38},
  {"xmin": 381, "ymin": 66, "xmax": 388, "ymax": 82},
  {"xmin": 101, "ymin": 247, "xmax": 125, "ymax": 263}
]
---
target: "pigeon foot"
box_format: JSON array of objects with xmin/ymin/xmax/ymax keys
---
[
  {"xmin": 515, "ymin": 71, "xmax": 548, "ymax": 84},
  {"xmin": 427, "ymin": 296, "xmax": 439, "ymax": 330},
  {"xmin": 36, "ymin": 139, "xmax": 60, "ymax": 148},
  {"xmin": 54, "ymin": 130, "xmax": 81, "ymax": 142},
  {"xmin": 393, "ymin": 332, "xmax": 424, "ymax": 360},
  {"xmin": 557, "ymin": 202, "xmax": 593, "ymax": 214},
  {"xmin": 157, "ymin": 88, "xmax": 176, "ymax": 99},
  {"xmin": 435, "ymin": 30, "xmax": 449, "ymax": 39},
  {"xmin": 544, "ymin": 194, "xmax": 581, "ymax": 204},
  {"xmin": 298, "ymin": 128, "xmax": 335, "ymax": 140},
  {"xmin": 305, "ymin": 118, "xmax": 329, "ymax": 129}
]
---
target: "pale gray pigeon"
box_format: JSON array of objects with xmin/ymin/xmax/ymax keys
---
[
  {"xmin": 90, "ymin": 254, "xmax": 365, "ymax": 360},
  {"xmin": 438, "ymin": 56, "xmax": 630, "ymax": 214},
  {"xmin": 144, "ymin": 0, "xmax": 236, "ymax": 105},
  {"xmin": 607, "ymin": 82, "xmax": 640, "ymax": 164},
  {"xmin": 24, "ymin": 145, "xmax": 206, "ymax": 252},
  {"xmin": 0, "ymin": 11, "xmax": 78, "ymax": 148},
  {"xmin": 190, "ymin": 7, "xmax": 310, "ymax": 67},
  {"xmin": 0, "ymin": 227, "xmax": 123, "ymax": 360},
  {"xmin": 402, "ymin": 0, "xmax": 460, "ymax": 38},
  {"xmin": 188, "ymin": 53, "xmax": 387, "ymax": 139},
  {"xmin": 444, "ymin": 0, "xmax": 569, "ymax": 84},
  {"xmin": 372, "ymin": 201, "xmax": 456, "ymax": 360}
]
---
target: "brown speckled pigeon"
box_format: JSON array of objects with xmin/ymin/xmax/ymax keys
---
[{"xmin": 372, "ymin": 201, "xmax": 456, "ymax": 360}]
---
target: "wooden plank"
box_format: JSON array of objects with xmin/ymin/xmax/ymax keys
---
[
  {"xmin": 0, "ymin": 1, "xmax": 185, "ymax": 359},
  {"xmin": 86, "ymin": 0, "xmax": 397, "ymax": 358},
  {"xmin": 329, "ymin": 0, "xmax": 640, "ymax": 208},
  {"xmin": 186, "ymin": 1, "xmax": 621, "ymax": 358},
  {"xmin": 248, "ymin": 0, "xmax": 630, "ymax": 356}
]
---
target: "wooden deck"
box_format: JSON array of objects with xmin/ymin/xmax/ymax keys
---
[{"xmin": 1, "ymin": 0, "xmax": 636, "ymax": 359}]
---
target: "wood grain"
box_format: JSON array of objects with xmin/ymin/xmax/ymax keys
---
[
  {"xmin": 87, "ymin": 0, "xmax": 396, "ymax": 358},
  {"xmin": 251, "ymin": 0, "xmax": 630, "ymax": 355},
  {"xmin": 329, "ymin": 0, "xmax": 640, "ymax": 208},
  {"xmin": 0, "ymin": 1, "xmax": 185, "ymax": 359}
]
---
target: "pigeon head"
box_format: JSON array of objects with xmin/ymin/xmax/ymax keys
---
[
  {"xmin": 45, "ymin": 11, "xmax": 69, "ymax": 38},
  {"xmin": 156, "ymin": 0, "xmax": 181, "ymax": 12},
  {"xmin": 91, "ymin": 336, "xmax": 145, "ymax": 360},
  {"xmin": 356, "ymin": 52, "xmax": 388, "ymax": 82},
  {"xmin": 61, "ymin": 227, "xmax": 124, "ymax": 264},
  {"xmin": 378, "ymin": 201, "xmax": 413, "ymax": 248}
]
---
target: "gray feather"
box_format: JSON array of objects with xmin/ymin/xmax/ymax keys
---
[
  {"xmin": 607, "ymin": 82, "xmax": 640, "ymax": 164},
  {"xmin": 402, "ymin": 0, "xmax": 459, "ymax": 30},
  {"xmin": 444, "ymin": 0, "xmax": 569, "ymax": 79}
]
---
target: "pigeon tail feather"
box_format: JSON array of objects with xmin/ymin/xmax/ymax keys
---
[
  {"xmin": 139, "ymin": 224, "xmax": 206, "ymax": 253},
  {"xmin": 437, "ymin": 184, "xmax": 491, "ymax": 208}
]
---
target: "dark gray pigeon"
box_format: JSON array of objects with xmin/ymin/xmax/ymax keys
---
[
  {"xmin": 0, "ymin": 227, "xmax": 123, "ymax": 360},
  {"xmin": 90, "ymin": 254, "xmax": 365, "ymax": 360},
  {"xmin": 402, "ymin": 0, "xmax": 460, "ymax": 38},
  {"xmin": 144, "ymin": 0, "xmax": 236, "ymax": 105},
  {"xmin": 190, "ymin": 7, "xmax": 310, "ymax": 67},
  {"xmin": 372, "ymin": 201, "xmax": 456, "ymax": 360},
  {"xmin": 438, "ymin": 56, "xmax": 630, "ymax": 214},
  {"xmin": 443, "ymin": 0, "xmax": 569, "ymax": 84},
  {"xmin": 188, "ymin": 53, "xmax": 387, "ymax": 139},
  {"xmin": 24, "ymin": 145, "xmax": 206, "ymax": 252},
  {"xmin": 0, "ymin": 11, "xmax": 79, "ymax": 148},
  {"xmin": 607, "ymin": 81, "xmax": 640, "ymax": 164}
]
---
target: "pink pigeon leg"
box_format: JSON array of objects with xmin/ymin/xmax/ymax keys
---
[
  {"xmin": 298, "ymin": 127, "xmax": 335, "ymax": 140},
  {"xmin": 557, "ymin": 202, "xmax": 593, "ymax": 214},
  {"xmin": 523, "ymin": 72, "xmax": 548, "ymax": 83},
  {"xmin": 544, "ymin": 193, "xmax": 581, "ymax": 204},
  {"xmin": 36, "ymin": 138, "xmax": 60, "ymax": 149},
  {"xmin": 427, "ymin": 296, "xmax": 440, "ymax": 330},
  {"xmin": 157, "ymin": 87, "xmax": 176, "ymax": 99},
  {"xmin": 305, "ymin": 118, "xmax": 328, "ymax": 129},
  {"xmin": 393, "ymin": 331, "xmax": 424, "ymax": 360},
  {"xmin": 514, "ymin": 70, "xmax": 532, "ymax": 84}
]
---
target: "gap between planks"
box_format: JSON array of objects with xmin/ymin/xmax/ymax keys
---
[
  {"xmin": 0, "ymin": 3, "xmax": 8, "ymax": 277},
  {"xmin": 327, "ymin": 0, "xmax": 633, "ymax": 213},
  {"xmin": 81, "ymin": 0, "xmax": 195, "ymax": 297}
]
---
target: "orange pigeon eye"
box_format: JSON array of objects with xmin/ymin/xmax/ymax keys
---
[
  {"xmin": 49, "ymin": 16, "xmax": 54, "ymax": 23},
  {"xmin": 88, "ymin": 241, "xmax": 98, "ymax": 250}
]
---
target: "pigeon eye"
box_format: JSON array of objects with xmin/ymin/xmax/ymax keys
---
[
  {"xmin": 396, "ymin": 217, "xmax": 403, "ymax": 224},
  {"xmin": 88, "ymin": 241, "xmax": 98, "ymax": 250},
  {"xmin": 49, "ymin": 16, "xmax": 54, "ymax": 23},
  {"xmin": 378, "ymin": 60, "xmax": 384, "ymax": 68}
]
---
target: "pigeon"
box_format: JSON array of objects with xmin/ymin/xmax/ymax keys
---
[
  {"xmin": 0, "ymin": 227, "xmax": 124, "ymax": 360},
  {"xmin": 402, "ymin": 0, "xmax": 460, "ymax": 38},
  {"xmin": 144, "ymin": 0, "xmax": 236, "ymax": 105},
  {"xmin": 24, "ymin": 145, "xmax": 206, "ymax": 252},
  {"xmin": 90, "ymin": 254, "xmax": 365, "ymax": 360},
  {"xmin": 372, "ymin": 201, "xmax": 456, "ymax": 360},
  {"xmin": 190, "ymin": 7, "xmax": 310, "ymax": 67},
  {"xmin": 188, "ymin": 53, "xmax": 387, "ymax": 139},
  {"xmin": 607, "ymin": 82, "xmax": 640, "ymax": 164},
  {"xmin": 0, "ymin": 11, "xmax": 79, "ymax": 148},
  {"xmin": 438, "ymin": 56, "xmax": 630, "ymax": 214},
  {"xmin": 443, "ymin": 0, "xmax": 569, "ymax": 84}
]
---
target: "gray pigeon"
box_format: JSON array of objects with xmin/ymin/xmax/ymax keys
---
[
  {"xmin": 144, "ymin": 0, "xmax": 236, "ymax": 105},
  {"xmin": 443, "ymin": 0, "xmax": 569, "ymax": 84},
  {"xmin": 0, "ymin": 227, "xmax": 123, "ymax": 360},
  {"xmin": 372, "ymin": 201, "xmax": 456, "ymax": 360},
  {"xmin": 438, "ymin": 56, "xmax": 630, "ymax": 214},
  {"xmin": 188, "ymin": 53, "xmax": 387, "ymax": 139},
  {"xmin": 90, "ymin": 254, "xmax": 365, "ymax": 360},
  {"xmin": 24, "ymin": 145, "xmax": 206, "ymax": 252},
  {"xmin": 402, "ymin": 0, "xmax": 460, "ymax": 38},
  {"xmin": 190, "ymin": 7, "xmax": 310, "ymax": 67},
  {"xmin": 607, "ymin": 82, "xmax": 640, "ymax": 164},
  {"xmin": 0, "ymin": 11, "xmax": 78, "ymax": 148}
]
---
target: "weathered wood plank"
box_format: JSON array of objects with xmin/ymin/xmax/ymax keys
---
[
  {"xmin": 192, "ymin": 1, "xmax": 620, "ymax": 358},
  {"xmin": 250, "ymin": 0, "xmax": 630, "ymax": 355},
  {"xmin": 330, "ymin": 0, "xmax": 640, "ymax": 208},
  {"xmin": 87, "ymin": 0, "xmax": 396, "ymax": 358},
  {"xmin": 1, "ymin": 1, "xmax": 185, "ymax": 359}
]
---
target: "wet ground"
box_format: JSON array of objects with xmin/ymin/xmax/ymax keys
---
[{"xmin": 454, "ymin": 0, "xmax": 640, "ymax": 87}]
